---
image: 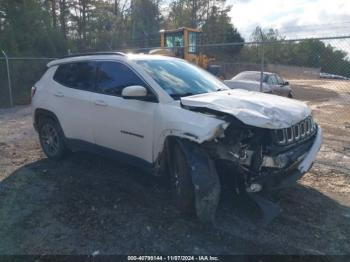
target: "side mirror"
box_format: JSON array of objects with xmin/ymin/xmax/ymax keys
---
[
  {"xmin": 122, "ymin": 85, "xmax": 147, "ymax": 99},
  {"xmin": 284, "ymin": 81, "xmax": 289, "ymax": 86}
]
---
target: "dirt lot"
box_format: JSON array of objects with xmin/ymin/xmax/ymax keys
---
[{"xmin": 0, "ymin": 80, "xmax": 349, "ymax": 255}]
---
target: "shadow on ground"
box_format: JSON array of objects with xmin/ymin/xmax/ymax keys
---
[{"xmin": 0, "ymin": 152, "xmax": 349, "ymax": 255}]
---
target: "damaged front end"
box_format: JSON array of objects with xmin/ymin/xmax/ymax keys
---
[
  {"xmin": 175, "ymin": 91, "xmax": 322, "ymax": 224},
  {"xmin": 202, "ymin": 114, "xmax": 322, "ymax": 194}
]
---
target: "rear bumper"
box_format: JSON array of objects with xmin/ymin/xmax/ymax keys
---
[{"xmin": 250, "ymin": 127, "xmax": 322, "ymax": 191}]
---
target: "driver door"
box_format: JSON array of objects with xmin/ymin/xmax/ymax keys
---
[
  {"xmin": 275, "ymin": 74, "xmax": 290, "ymax": 97},
  {"xmin": 90, "ymin": 61, "xmax": 157, "ymax": 163},
  {"xmin": 267, "ymin": 74, "xmax": 282, "ymax": 95}
]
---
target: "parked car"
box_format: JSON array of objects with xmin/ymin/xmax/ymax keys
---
[
  {"xmin": 320, "ymin": 72, "xmax": 350, "ymax": 80},
  {"xmin": 32, "ymin": 53, "xmax": 322, "ymax": 223},
  {"xmin": 224, "ymin": 71, "xmax": 293, "ymax": 98}
]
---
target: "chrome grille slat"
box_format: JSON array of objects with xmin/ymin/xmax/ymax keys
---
[
  {"xmin": 287, "ymin": 127, "xmax": 294, "ymax": 143},
  {"xmin": 274, "ymin": 116, "xmax": 316, "ymax": 146}
]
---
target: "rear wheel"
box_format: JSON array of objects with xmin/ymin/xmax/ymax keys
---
[
  {"xmin": 288, "ymin": 92, "xmax": 293, "ymax": 98},
  {"xmin": 38, "ymin": 117, "xmax": 67, "ymax": 160},
  {"xmin": 169, "ymin": 142, "xmax": 195, "ymax": 215}
]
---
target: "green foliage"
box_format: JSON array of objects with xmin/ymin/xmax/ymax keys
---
[
  {"xmin": 129, "ymin": 0, "xmax": 162, "ymax": 47},
  {"xmin": 201, "ymin": 5, "xmax": 244, "ymax": 59},
  {"xmin": 241, "ymin": 27, "xmax": 350, "ymax": 78},
  {"xmin": 0, "ymin": 0, "xmax": 67, "ymax": 56},
  {"xmin": 0, "ymin": 0, "xmax": 65, "ymax": 107}
]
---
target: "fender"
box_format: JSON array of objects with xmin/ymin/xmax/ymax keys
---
[{"xmin": 153, "ymin": 103, "xmax": 229, "ymax": 164}]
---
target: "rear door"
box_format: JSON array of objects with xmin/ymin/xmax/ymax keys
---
[
  {"xmin": 51, "ymin": 61, "xmax": 96, "ymax": 143},
  {"xmin": 90, "ymin": 61, "xmax": 158, "ymax": 163}
]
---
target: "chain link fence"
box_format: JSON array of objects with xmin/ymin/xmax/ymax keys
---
[
  {"xmin": 1, "ymin": 35, "xmax": 350, "ymax": 108},
  {"xmin": 0, "ymin": 56, "xmax": 55, "ymax": 107}
]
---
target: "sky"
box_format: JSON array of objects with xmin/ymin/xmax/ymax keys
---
[{"xmin": 228, "ymin": 0, "xmax": 350, "ymax": 40}]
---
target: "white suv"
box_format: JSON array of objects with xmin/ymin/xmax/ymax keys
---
[{"xmin": 32, "ymin": 52, "xmax": 322, "ymax": 223}]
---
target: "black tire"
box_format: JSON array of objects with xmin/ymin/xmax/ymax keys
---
[
  {"xmin": 169, "ymin": 142, "xmax": 195, "ymax": 215},
  {"xmin": 38, "ymin": 117, "xmax": 67, "ymax": 160},
  {"xmin": 288, "ymin": 92, "xmax": 293, "ymax": 98}
]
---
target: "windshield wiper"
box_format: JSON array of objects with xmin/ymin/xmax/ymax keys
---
[{"xmin": 170, "ymin": 92, "xmax": 196, "ymax": 99}]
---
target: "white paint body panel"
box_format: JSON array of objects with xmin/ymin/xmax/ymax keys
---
[
  {"xmin": 152, "ymin": 102, "xmax": 227, "ymax": 160},
  {"xmin": 181, "ymin": 89, "xmax": 310, "ymax": 129},
  {"xmin": 32, "ymin": 66, "xmax": 94, "ymax": 143},
  {"xmin": 298, "ymin": 127, "xmax": 322, "ymax": 173},
  {"xmin": 90, "ymin": 92, "xmax": 156, "ymax": 163}
]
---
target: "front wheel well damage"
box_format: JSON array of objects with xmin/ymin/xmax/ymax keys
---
[{"xmin": 161, "ymin": 136, "xmax": 221, "ymax": 223}]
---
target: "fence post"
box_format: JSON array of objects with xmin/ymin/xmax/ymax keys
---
[
  {"xmin": 1, "ymin": 50, "xmax": 13, "ymax": 107},
  {"xmin": 259, "ymin": 29, "xmax": 265, "ymax": 92}
]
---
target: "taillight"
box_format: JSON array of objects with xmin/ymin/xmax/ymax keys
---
[{"xmin": 31, "ymin": 86, "xmax": 37, "ymax": 98}]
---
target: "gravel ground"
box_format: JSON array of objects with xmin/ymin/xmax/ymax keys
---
[{"xmin": 0, "ymin": 80, "xmax": 349, "ymax": 255}]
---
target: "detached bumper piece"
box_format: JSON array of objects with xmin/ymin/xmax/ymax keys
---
[{"xmin": 176, "ymin": 139, "xmax": 221, "ymax": 224}]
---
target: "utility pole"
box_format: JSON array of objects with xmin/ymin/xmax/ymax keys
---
[
  {"xmin": 1, "ymin": 50, "xmax": 13, "ymax": 107},
  {"xmin": 259, "ymin": 28, "xmax": 264, "ymax": 92}
]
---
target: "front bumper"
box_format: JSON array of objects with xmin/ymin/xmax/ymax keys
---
[
  {"xmin": 297, "ymin": 127, "xmax": 322, "ymax": 173},
  {"xmin": 249, "ymin": 127, "xmax": 322, "ymax": 191}
]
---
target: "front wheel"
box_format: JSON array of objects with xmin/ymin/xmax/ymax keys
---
[
  {"xmin": 38, "ymin": 118, "xmax": 67, "ymax": 160},
  {"xmin": 169, "ymin": 143, "xmax": 195, "ymax": 215}
]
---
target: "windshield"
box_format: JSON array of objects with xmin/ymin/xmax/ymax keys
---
[{"xmin": 135, "ymin": 59, "xmax": 229, "ymax": 99}]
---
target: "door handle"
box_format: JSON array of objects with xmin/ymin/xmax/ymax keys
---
[
  {"xmin": 54, "ymin": 92, "xmax": 64, "ymax": 97},
  {"xmin": 94, "ymin": 100, "xmax": 108, "ymax": 107}
]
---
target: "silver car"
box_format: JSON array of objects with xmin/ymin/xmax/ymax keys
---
[{"xmin": 224, "ymin": 71, "xmax": 293, "ymax": 98}]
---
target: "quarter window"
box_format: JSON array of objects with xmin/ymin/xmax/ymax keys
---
[
  {"xmin": 96, "ymin": 62, "xmax": 145, "ymax": 96},
  {"xmin": 53, "ymin": 62, "xmax": 96, "ymax": 90}
]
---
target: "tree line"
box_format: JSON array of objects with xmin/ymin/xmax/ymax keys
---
[
  {"xmin": 0, "ymin": 0, "xmax": 243, "ymax": 56},
  {"xmin": 243, "ymin": 28, "xmax": 350, "ymax": 78},
  {"xmin": 0, "ymin": 0, "xmax": 349, "ymax": 76}
]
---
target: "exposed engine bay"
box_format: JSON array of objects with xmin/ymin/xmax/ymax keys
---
[{"xmin": 201, "ymin": 112, "xmax": 318, "ymax": 193}]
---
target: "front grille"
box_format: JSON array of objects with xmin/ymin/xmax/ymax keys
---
[{"xmin": 272, "ymin": 116, "xmax": 317, "ymax": 146}]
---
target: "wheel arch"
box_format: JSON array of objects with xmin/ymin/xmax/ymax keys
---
[
  {"xmin": 34, "ymin": 108, "xmax": 65, "ymax": 135},
  {"xmin": 162, "ymin": 135, "xmax": 221, "ymax": 223}
]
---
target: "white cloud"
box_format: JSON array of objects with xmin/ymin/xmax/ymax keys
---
[{"xmin": 228, "ymin": 0, "xmax": 350, "ymax": 39}]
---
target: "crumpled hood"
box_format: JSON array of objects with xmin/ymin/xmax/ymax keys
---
[{"xmin": 181, "ymin": 89, "xmax": 311, "ymax": 129}]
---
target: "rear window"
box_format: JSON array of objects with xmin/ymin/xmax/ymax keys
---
[{"xmin": 53, "ymin": 62, "xmax": 97, "ymax": 91}]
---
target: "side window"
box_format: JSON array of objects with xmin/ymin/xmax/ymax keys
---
[
  {"xmin": 53, "ymin": 62, "xmax": 96, "ymax": 91},
  {"xmin": 97, "ymin": 62, "xmax": 145, "ymax": 96},
  {"xmin": 267, "ymin": 75, "xmax": 278, "ymax": 85},
  {"xmin": 275, "ymin": 74, "xmax": 284, "ymax": 85}
]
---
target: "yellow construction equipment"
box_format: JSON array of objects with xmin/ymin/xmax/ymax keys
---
[{"xmin": 149, "ymin": 27, "xmax": 223, "ymax": 78}]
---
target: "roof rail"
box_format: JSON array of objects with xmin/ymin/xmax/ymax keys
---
[{"xmin": 61, "ymin": 51, "xmax": 126, "ymax": 59}]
